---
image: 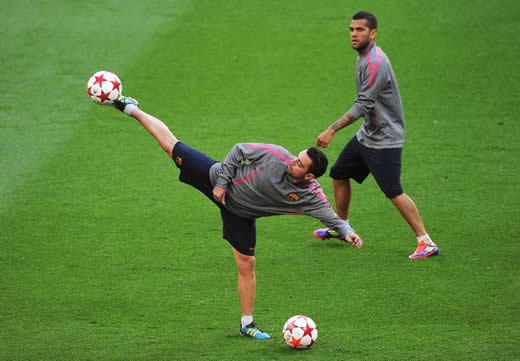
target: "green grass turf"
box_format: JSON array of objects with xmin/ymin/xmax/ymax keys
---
[{"xmin": 1, "ymin": 0, "xmax": 520, "ymax": 360}]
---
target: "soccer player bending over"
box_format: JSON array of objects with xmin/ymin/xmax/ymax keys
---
[{"xmin": 108, "ymin": 95, "xmax": 362, "ymax": 339}]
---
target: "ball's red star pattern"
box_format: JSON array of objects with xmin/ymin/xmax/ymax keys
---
[
  {"xmin": 99, "ymin": 89, "xmax": 111, "ymax": 103},
  {"xmin": 302, "ymin": 324, "xmax": 314, "ymax": 338},
  {"xmin": 111, "ymin": 79, "xmax": 121, "ymax": 91},
  {"xmin": 93, "ymin": 74, "xmax": 107, "ymax": 87},
  {"xmin": 288, "ymin": 330, "xmax": 303, "ymax": 347}
]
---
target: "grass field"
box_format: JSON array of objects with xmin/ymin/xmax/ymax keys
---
[{"xmin": 1, "ymin": 0, "xmax": 520, "ymax": 360}]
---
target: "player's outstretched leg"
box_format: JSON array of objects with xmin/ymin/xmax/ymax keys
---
[{"xmin": 112, "ymin": 95, "xmax": 178, "ymax": 157}]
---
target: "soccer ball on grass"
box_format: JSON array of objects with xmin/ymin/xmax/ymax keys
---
[
  {"xmin": 282, "ymin": 315, "xmax": 318, "ymax": 349},
  {"xmin": 86, "ymin": 70, "xmax": 122, "ymax": 105}
]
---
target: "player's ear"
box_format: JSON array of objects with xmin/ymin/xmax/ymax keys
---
[{"xmin": 369, "ymin": 28, "xmax": 377, "ymax": 41}]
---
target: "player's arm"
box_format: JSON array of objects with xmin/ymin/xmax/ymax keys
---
[
  {"xmin": 348, "ymin": 60, "xmax": 389, "ymax": 122},
  {"xmin": 317, "ymin": 59, "xmax": 388, "ymax": 148},
  {"xmin": 213, "ymin": 143, "xmax": 266, "ymax": 204},
  {"xmin": 216, "ymin": 143, "xmax": 257, "ymax": 186},
  {"xmin": 316, "ymin": 112, "xmax": 358, "ymax": 148},
  {"xmin": 304, "ymin": 198, "xmax": 363, "ymax": 248}
]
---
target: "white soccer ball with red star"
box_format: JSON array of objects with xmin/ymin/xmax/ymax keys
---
[
  {"xmin": 282, "ymin": 315, "xmax": 318, "ymax": 349},
  {"xmin": 86, "ymin": 70, "xmax": 122, "ymax": 105}
]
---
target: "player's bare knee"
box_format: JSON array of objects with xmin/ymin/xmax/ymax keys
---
[{"xmin": 237, "ymin": 255, "xmax": 255, "ymax": 275}]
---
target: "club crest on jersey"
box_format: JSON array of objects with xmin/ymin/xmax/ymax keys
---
[{"xmin": 288, "ymin": 193, "xmax": 300, "ymax": 202}]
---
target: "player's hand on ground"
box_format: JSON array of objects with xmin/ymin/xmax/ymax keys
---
[
  {"xmin": 316, "ymin": 128, "xmax": 335, "ymax": 148},
  {"xmin": 345, "ymin": 233, "xmax": 363, "ymax": 249},
  {"xmin": 213, "ymin": 186, "xmax": 227, "ymax": 205}
]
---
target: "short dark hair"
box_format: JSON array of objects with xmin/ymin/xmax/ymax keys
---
[
  {"xmin": 306, "ymin": 147, "xmax": 328, "ymax": 179},
  {"xmin": 352, "ymin": 11, "xmax": 378, "ymax": 30}
]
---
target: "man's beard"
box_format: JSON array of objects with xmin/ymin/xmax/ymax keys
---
[{"xmin": 354, "ymin": 39, "xmax": 370, "ymax": 52}]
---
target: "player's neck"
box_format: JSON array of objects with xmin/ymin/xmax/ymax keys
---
[{"xmin": 356, "ymin": 41, "xmax": 375, "ymax": 55}]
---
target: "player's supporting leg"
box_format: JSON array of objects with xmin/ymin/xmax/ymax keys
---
[
  {"xmin": 233, "ymin": 249, "xmax": 270, "ymax": 339},
  {"xmin": 113, "ymin": 96, "xmax": 178, "ymax": 157},
  {"xmin": 333, "ymin": 178, "xmax": 352, "ymax": 221},
  {"xmin": 391, "ymin": 193, "xmax": 425, "ymax": 236},
  {"xmin": 391, "ymin": 193, "xmax": 438, "ymax": 259},
  {"xmin": 233, "ymin": 249, "xmax": 256, "ymax": 318}
]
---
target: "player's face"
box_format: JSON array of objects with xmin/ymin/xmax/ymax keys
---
[
  {"xmin": 287, "ymin": 150, "xmax": 314, "ymax": 182},
  {"xmin": 349, "ymin": 19, "xmax": 376, "ymax": 51}
]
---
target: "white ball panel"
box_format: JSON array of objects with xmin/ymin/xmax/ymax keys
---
[
  {"xmin": 291, "ymin": 327, "xmax": 304, "ymax": 339},
  {"xmin": 101, "ymin": 80, "xmax": 113, "ymax": 93},
  {"xmin": 300, "ymin": 335, "xmax": 312, "ymax": 346},
  {"xmin": 108, "ymin": 90, "xmax": 119, "ymax": 100},
  {"xmin": 91, "ymin": 84, "xmax": 101, "ymax": 96},
  {"xmin": 311, "ymin": 328, "xmax": 318, "ymax": 340},
  {"xmin": 294, "ymin": 317, "xmax": 307, "ymax": 328}
]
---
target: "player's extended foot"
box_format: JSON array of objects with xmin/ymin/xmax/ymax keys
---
[
  {"xmin": 313, "ymin": 228, "xmax": 342, "ymax": 240},
  {"xmin": 113, "ymin": 95, "xmax": 139, "ymax": 113},
  {"xmin": 240, "ymin": 322, "xmax": 271, "ymax": 340},
  {"xmin": 408, "ymin": 241, "xmax": 439, "ymax": 259}
]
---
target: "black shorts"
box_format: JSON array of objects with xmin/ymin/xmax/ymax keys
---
[
  {"xmin": 172, "ymin": 142, "xmax": 257, "ymax": 256},
  {"xmin": 329, "ymin": 136, "xmax": 404, "ymax": 199}
]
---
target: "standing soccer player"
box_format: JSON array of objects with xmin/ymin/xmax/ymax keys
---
[{"xmin": 313, "ymin": 11, "xmax": 438, "ymax": 259}]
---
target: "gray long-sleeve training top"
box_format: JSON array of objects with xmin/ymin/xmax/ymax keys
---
[
  {"xmin": 348, "ymin": 43, "xmax": 406, "ymax": 149},
  {"xmin": 209, "ymin": 143, "xmax": 355, "ymax": 238}
]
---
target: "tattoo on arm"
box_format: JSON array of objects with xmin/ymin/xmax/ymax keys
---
[{"xmin": 329, "ymin": 112, "xmax": 357, "ymax": 132}]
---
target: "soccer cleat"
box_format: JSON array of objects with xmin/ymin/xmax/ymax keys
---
[
  {"xmin": 240, "ymin": 322, "xmax": 271, "ymax": 340},
  {"xmin": 408, "ymin": 241, "xmax": 439, "ymax": 259},
  {"xmin": 113, "ymin": 95, "xmax": 139, "ymax": 112},
  {"xmin": 313, "ymin": 228, "xmax": 342, "ymax": 240}
]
